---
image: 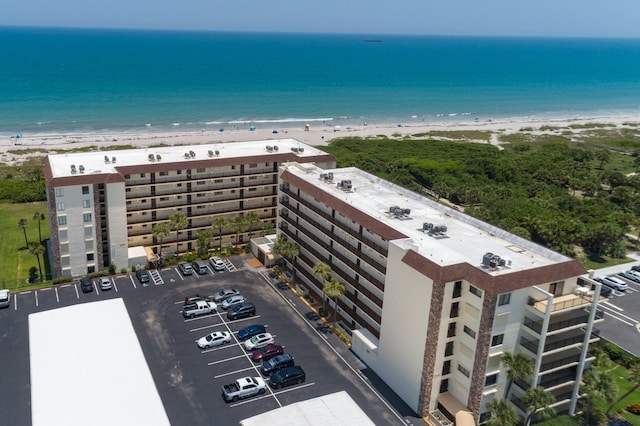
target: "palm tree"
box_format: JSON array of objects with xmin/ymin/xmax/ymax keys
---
[
  {"xmin": 33, "ymin": 212, "xmax": 45, "ymax": 242},
  {"xmin": 323, "ymin": 278, "xmax": 346, "ymax": 323},
  {"xmin": 211, "ymin": 217, "xmax": 228, "ymax": 250},
  {"xmin": 485, "ymin": 398, "xmax": 518, "ymax": 426},
  {"xmin": 28, "ymin": 242, "xmax": 45, "ymax": 282},
  {"xmin": 313, "ymin": 262, "xmax": 332, "ymax": 310},
  {"xmin": 18, "ymin": 218, "xmax": 29, "ymax": 248},
  {"xmin": 244, "ymin": 212, "xmax": 261, "ymax": 240},
  {"xmin": 502, "ymin": 352, "xmax": 534, "ymax": 400},
  {"xmin": 169, "ymin": 211, "xmax": 188, "ymax": 255},
  {"xmin": 272, "ymin": 237, "xmax": 299, "ymax": 277},
  {"xmin": 152, "ymin": 222, "xmax": 171, "ymax": 258},
  {"xmin": 605, "ymin": 362, "xmax": 640, "ymax": 417},
  {"xmin": 582, "ymin": 368, "xmax": 617, "ymax": 426},
  {"xmin": 196, "ymin": 229, "xmax": 213, "ymax": 256},
  {"xmin": 229, "ymin": 215, "xmax": 249, "ymax": 248},
  {"xmin": 523, "ymin": 386, "xmax": 556, "ymax": 426}
]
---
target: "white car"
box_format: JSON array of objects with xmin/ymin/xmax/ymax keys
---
[
  {"xmin": 98, "ymin": 277, "xmax": 112, "ymax": 290},
  {"xmin": 221, "ymin": 295, "xmax": 246, "ymax": 310},
  {"xmin": 621, "ymin": 270, "xmax": 640, "ymax": 283},
  {"xmin": 601, "ymin": 275, "xmax": 629, "ymax": 291},
  {"xmin": 197, "ymin": 331, "xmax": 232, "ymax": 349},
  {"xmin": 0, "ymin": 289, "xmax": 10, "ymax": 308},
  {"xmin": 209, "ymin": 256, "xmax": 226, "ymax": 271},
  {"xmin": 243, "ymin": 333, "xmax": 274, "ymax": 351},
  {"xmin": 212, "ymin": 288, "xmax": 240, "ymax": 303}
]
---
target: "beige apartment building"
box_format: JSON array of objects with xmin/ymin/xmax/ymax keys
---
[
  {"xmin": 278, "ymin": 162, "xmax": 602, "ymax": 424},
  {"xmin": 43, "ymin": 139, "xmax": 335, "ymax": 277}
]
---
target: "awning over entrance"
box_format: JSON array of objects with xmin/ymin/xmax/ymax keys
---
[
  {"xmin": 145, "ymin": 246, "xmax": 159, "ymax": 262},
  {"xmin": 437, "ymin": 393, "xmax": 475, "ymax": 426}
]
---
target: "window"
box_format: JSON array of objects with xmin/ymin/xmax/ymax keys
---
[
  {"xmin": 140, "ymin": 173, "xmax": 145, "ymax": 178},
  {"xmin": 84, "ymin": 227, "xmax": 93, "ymax": 237},
  {"xmin": 445, "ymin": 341, "xmax": 454, "ymax": 357},
  {"xmin": 57, "ymin": 202, "xmax": 65, "ymax": 211},
  {"xmin": 453, "ymin": 281, "xmax": 462, "ymax": 298},
  {"xmin": 124, "ymin": 174, "xmax": 130, "ymax": 179},
  {"xmin": 196, "ymin": 193, "xmax": 205, "ymax": 198},
  {"xmin": 463, "ymin": 325, "xmax": 476, "ymax": 339},
  {"xmin": 469, "ymin": 285, "xmax": 483, "ymax": 298},
  {"xmin": 215, "ymin": 179, "xmax": 223, "ymax": 183},
  {"xmin": 82, "ymin": 186, "xmax": 89, "ymax": 194},
  {"xmin": 58, "ymin": 216, "xmax": 67, "ymax": 226},
  {"xmin": 196, "ymin": 168, "xmax": 205, "ymax": 173},
  {"xmin": 231, "ymin": 165, "xmax": 236, "ymax": 170},
  {"xmin": 214, "ymin": 191, "xmax": 223, "ymax": 196},
  {"xmin": 196, "ymin": 181, "xmax": 205, "ymax": 185},
  {"xmin": 442, "ymin": 360, "xmax": 451, "ymax": 375},
  {"xmin": 491, "ymin": 334, "xmax": 504, "ymax": 347},
  {"xmin": 249, "ymin": 163, "xmax": 257, "ymax": 168},
  {"xmin": 159, "ymin": 171, "xmax": 168, "ymax": 176},
  {"xmin": 447, "ymin": 322, "xmax": 456, "ymax": 337},
  {"xmin": 59, "ymin": 230, "xmax": 68, "ymax": 241},
  {"xmin": 55, "ymin": 188, "xmax": 64, "ymax": 197},
  {"xmin": 177, "ymin": 170, "xmax": 182, "ymax": 175},
  {"xmin": 458, "ymin": 364, "xmax": 470, "ymax": 378},
  {"xmin": 86, "ymin": 253, "xmax": 94, "ymax": 261},
  {"xmin": 498, "ymin": 293, "xmax": 511, "ymax": 306},
  {"xmin": 450, "ymin": 302, "xmax": 459, "ymax": 318},
  {"xmin": 439, "ymin": 379, "xmax": 449, "ymax": 393},
  {"xmin": 83, "ymin": 213, "xmax": 92, "ymax": 223},
  {"xmin": 125, "ymin": 188, "xmax": 131, "ymax": 192},
  {"xmin": 83, "ymin": 199, "xmax": 91, "ymax": 208},
  {"xmin": 248, "ymin": 175, "xmax": 257, "ymax": 180},
  {"xmin": 485, "ymin": 373, "xmax": 498, "ymax": 386}
]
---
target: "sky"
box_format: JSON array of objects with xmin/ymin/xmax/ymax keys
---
[{"xmin": 2, "ymin": 0, "xmax": 640, "ymax": 38}]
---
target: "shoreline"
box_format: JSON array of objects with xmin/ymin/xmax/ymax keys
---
[{"xmin": 2, "ymin": 113, "xmax": 639, "ymax": 163}]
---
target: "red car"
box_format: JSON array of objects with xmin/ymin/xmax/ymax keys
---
[{"xmin": 251, "ymin": 344, "xmax": 285, "ymax": 362}]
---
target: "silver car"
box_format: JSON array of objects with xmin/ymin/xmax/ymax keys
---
[
  {"xmin": 221, "ymin": 294, "xmax": 246, "ymax": 310},
  {"xmin": 0, "ymin": 289, "xmax": 10, "ymax": 308}
]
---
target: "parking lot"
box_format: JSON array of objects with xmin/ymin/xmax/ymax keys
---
[{"xmin": 0, "ymin": 256, "xmax": 420, "ymax": 426}]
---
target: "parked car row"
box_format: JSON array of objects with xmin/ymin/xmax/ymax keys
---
[{"xmin": 178, "ymin": 257, "xmax": 227, "ymax": 276}]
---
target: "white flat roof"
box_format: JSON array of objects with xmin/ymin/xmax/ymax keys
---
[
  {"xmin": 29, "ymin": 298, "xmax": 170, "ymax": 426},
  {"xmin": 47, "ymin": 138, "xmax": 325, "ymax": 178},
  {"xmin": 285, "ymin": 164, "xmax": 570, "ymax": 273},
  {"xmin": 240, "ymin": 391, "xmax": 375, "ymax": 426}
]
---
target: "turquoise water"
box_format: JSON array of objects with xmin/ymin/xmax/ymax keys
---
[{"xmin": 1, "ymin": 27, "xmax": 640, "ymax": 134}]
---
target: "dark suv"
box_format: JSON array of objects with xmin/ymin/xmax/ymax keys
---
[
  {"xmin": 269, "ymin": 366, "xmax": 305, "ymax": 389},
  {"xmin": 80, "ymin": 276, "xmax": 93, "ymax": 293},
  {"xmin": 261, "ymin": 354, "xmax": 294, "ymax": 376},
  {"xmin": 135, "ymin": 269, "xmax": 150, "ymax": 283},
  {"xmin": 226, "ymin": 303, "xmax": 256, "ymax": 320}
]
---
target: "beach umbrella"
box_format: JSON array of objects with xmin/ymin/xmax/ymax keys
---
[
  {"xmin": 219, "ymin": 127, "xmax": 224, "ymax": 132},
  {"xmin": 250, "ymin": 126, "xmax": 256, "ymax": 131},
  {"xmin": 272, "ymin": 130, "xmax": 278, "ymax": 134}
]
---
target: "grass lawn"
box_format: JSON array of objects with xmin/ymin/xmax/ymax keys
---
[
  {"xmin": 600, "ymin": 364, "xmax": 640, "ymax": 425},
  {"xmin": 0, "ymin": 201, "xmax": 50, "ymax": 290}
]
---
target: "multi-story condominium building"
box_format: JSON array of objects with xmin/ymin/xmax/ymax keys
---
[
  {"xmin": 278, "ymin": 162, "xmax": 603, "ymax": 425},
  {"xmin": 43, "ymin": 139, "xmax": 335, "ymax": 277}
]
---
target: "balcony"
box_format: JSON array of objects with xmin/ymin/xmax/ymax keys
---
[
  {"xmin": 520, "ymin": 328, "xmax": 599, "ymax": 355},
  {"xmin": 280, "ymin": 186, "xmax": 388, "ymax": 256},
  {"xmin": 528, "ymin": 292, "xmax": 598, "ymax": 314},
  {"xmin": 523, "ymin": 309, "xmax": 604, "ymax": 335}
]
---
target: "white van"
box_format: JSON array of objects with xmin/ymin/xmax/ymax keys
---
[{"xmin": 192, "ymin": 260, "xmax": 208, "ymax": 275}]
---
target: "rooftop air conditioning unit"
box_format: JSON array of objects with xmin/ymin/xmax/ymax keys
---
[
  {"xmin": 156, "ymin": 154, "xmax": 161, "ymax": 161},
  {"xmin": 266, "ymin": 145, "xmax": 273, "ymax": 152},
  {"xmin": 291, "ymin": 147, "xmax": 299, "ymax": 153},
  {"xmin": 78, "ymin": 165, "xmax": 85, "ymax": 173},
  {"xmin": 215, "ymin": 150, "xmax": 220, "ymax": 156},
  {"xmin": 70, "ymin": 165, "xmax": 77, "ymax": 174},
  {"xmin": 189, "ymin": 150, "xmax": 195, "ymax": 158},
  {"xmin": 208, "ymin": 150, "xmax": 214, "ymax": 157},
  {"xmin": 104, "ymin": 155, "xmax": 110, "ymax": 163},
  {"xmin": 112, "ymin": 157, "xmax": 116, "ymax": 163},
  {"xmin": 148, "ymin": 154, "xmax": 155, "ymax": 162},
  {"xmin": 423, "ymin": 222, "xmax": 433, "ymax": 231},
  {"xmin": 298, "ymin": 147, "xmax": 304, "ymax": 153},
  {"xmin": 273, "ymin": 145, "xmax": 279, "ymax": 152},
  {"xmin": 184, "ymin": 152, "xmax": 191, "ymax": 159},
  {"xmin": 327, "ymin": 172, "xmax": 334, "ymax": 181},
  {"xmin": 482, "ymin": 252, "xmax": 494, "ymax": 267}
]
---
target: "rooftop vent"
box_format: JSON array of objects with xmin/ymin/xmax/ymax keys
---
[
  {"xmin": 148, "ymin": 154, "xmax": 155, "ymax": 162},
  {"xmin": 156, "ymin": 154, "xmax": 161, "ymax": 161},
  {"xmin": 482, "ymin": 252, "xmax": 505, "ymax": 270},
  {"xmin": 189, "ymin": 150, "xmax": 195, "ymax": 158},
  {"xmin": 337, "ymin": 179, "xmax": 353, "ymax": 191},
  {"xmin": 184, "ymin": 152, "xmax": 191, "ymax": 159},
  {"xmin": 112, "ymin": 157, "xmax": 116, "ymax": 163},
  {"xmin": 215, "ymin": 150, "xmax": 220, "ymax": 156},
  {"xmin": 208, "ymin": 150, "xmax": 214, "ymax": 157},
  {"xmin": 104, "ymin": 155, "xmax": 110, "ymax": 163},
  {"xmin": 426, "ymin": 224, "xmax": 447, "ymax": 236},
  {"xmin": 273, "ymin": 145, "xmax": 279, "ymax": 152},
  {"xmin": 291, "ymin": 147, "xmax": 305, "ymax": 153},
  {"xmin": 70, "ymin": 164, "xmax": 77, "ymax": 174},
  {"xmin": 389, "ymin": 206, "xmax": 411, "ymax": 217},
  {"xmin": 266, "ymin": 145, "xmax": 274, "ymax": 152},
  {"xmin": 78, "ymin": 165, "xmax": 85, "ymax": 174}
]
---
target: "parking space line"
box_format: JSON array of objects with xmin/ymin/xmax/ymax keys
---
[
  {"xmin": 214, "ymin": 367, "xmax": 255, "ymax": 379},
  {"xmin": 94, "ymin": 282, "xmax": 100, "ymax": 295},
  {"xmin": 228, "ymin": 392, "xmax": 272, "ymax": 408},
  {"xmin": 74, "ymin": 283, "xmax": 79, "ymax": 299},
  {"xmin": 224, "ymin": 316, "xmax": 262, "ymax": 326},
  {"xmin": 602, "ymin": 300, "xmax": 624, "ymax": 311},
  {"xmin": 19, "ymin": 291, "xmax": 31, "ymax": 295},
  {"xmin": 190, "ymin": 323, "xmax": 224, "ymax": 333},
  {"xmin": 114, "ymin": 281, "xmax": 119, "ymax": 292},
  {"xmin": 14, "ymin": 294, "xmax": 18, "ymax": 310},
  {"xmin": 599, "ymin": 304, "xmax": 639, "ymax": 326},
  {"xmin": 60, "ymin": 284, "xmax": 70, "ymax": 288},
  {"xmin": 130, "ymin": 274, "xmax": 137, "ymax": 289},
  {"xmin": 200, "ymin": 344, "xmax": 237, "ymax": 355},
  {"xmin": 55, "ymin": 287, "xmax": 59, "ymax": 302},
  {"xmin": 35, "ymin": 291, "xmax": 38, "ymax": 306},
  {"xmin": 40, "ymin": 287, "xmax": 51, "ymax": 291},
  {"xmin": 208, "ymin": 354, "xmax": 248, "ymax": 366},
  {"xmin": 271, "ymin": 382, "xmax": 315, "ymax": 396},
  {"xmin": 183, "ymin": 313, "xmax": 226, "ymax": 323}
]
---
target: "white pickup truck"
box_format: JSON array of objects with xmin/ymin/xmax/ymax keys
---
[
  {"xmin": 182, "ymin": 300, "xmax": 217, "ymax": 319},
  {"xmin": 221, "ymin": 376, "xmax": 266, "ymax": 402}
]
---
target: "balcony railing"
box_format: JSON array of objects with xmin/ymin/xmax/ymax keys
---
[
  {"xmin": 520, "ymin": 333, "xmax": 590, "ymax": 354},
  {"xmin": 528, "ymin": 292, "xmax": 598, "ymax": 314},
  {"xmin": 280, "ymin": 198, "xmax": 387, "ymax": 274},
  {"xmin": 523, "ymin": 310, "xmax": 602, "ymax": 334},
  {"xmin": 280, "ymin": 186, "xmax": 388, "ymax": 256}
]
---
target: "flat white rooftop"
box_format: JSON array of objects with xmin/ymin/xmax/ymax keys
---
[
  {"xmin": 285, "ymin": 164, "xmax": 570, "ymax": 273},
  {"xmin": 29, "ymin": 298, "xmax": 170, "ymax": 426},
  {"xmin": 240, "ymin": 391, "xmax": 375, "ymax": 426},
  {"xmin": 47, "ymin": 138, "xmax": 324, "ymax": 178}
]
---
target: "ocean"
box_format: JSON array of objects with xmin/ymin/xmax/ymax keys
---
[{"xmin": 1, "ymin": 26, "xmax": 640, "ymax": 135}]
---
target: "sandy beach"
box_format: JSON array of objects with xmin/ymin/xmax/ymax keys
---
[{"xmin": 2, "ymin": 114, "xmax": 639, "ymax": 164}]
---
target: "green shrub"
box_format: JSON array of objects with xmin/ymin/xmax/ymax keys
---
[
  {"xmin": 52, "ymin": 276, "xmax": 73, "ymax": 284},
  {"xmin": 318, "ymin": 307, "xmax": 328, "ymax": 317},
  {"xmin": 108, "ymin": 263, "xmax": 116, "ymax": 275},
  {"xmin": 88, "ymin": 269, "xmax": 110, "ymax": 279},
  {"xmin": 121, "ymin": 267, "xmax": 128, "ymax": 274}
]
